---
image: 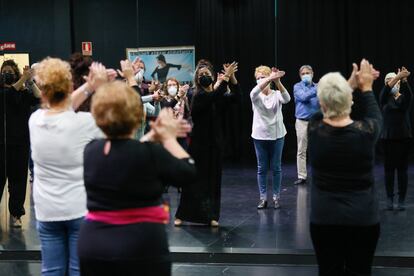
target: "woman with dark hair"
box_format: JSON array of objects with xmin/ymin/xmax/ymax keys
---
[
  {"xmin": 151, "ymin": 54, "xmax": 182, "ymax": 83},
  {"xmin": 0, "ymin": 59, "xmax": 40, "ymax": 227},
  {"xmin": 78, "ymin": 81, "xmax": 195, "ymax": 276},
  {"xmin": 308, "ymin": 60, "xmax": 382, "ymax": 275},
  {"xmin": 69, "ymin": 52, "xmax": 93, "ymax": 111},
  {"xmin": 174, "ymin": 60, "xmax": 238, "ymax": 227}
]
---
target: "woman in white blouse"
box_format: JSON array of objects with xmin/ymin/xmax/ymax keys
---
[
  {"xmin": 250, "ymin": 66, "xmax": 290, "ymax": 209},
  {"xmin": 30, "ymin": 57, "xmax": 107, "ymax": 276}
]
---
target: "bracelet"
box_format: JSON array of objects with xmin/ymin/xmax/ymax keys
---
[{"xmin": 83, "ymin": 89, "xmax": 92, "ymax": 97}]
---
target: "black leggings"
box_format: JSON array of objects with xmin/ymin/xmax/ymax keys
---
[
  {"xmin": 310, "ymin": 223, "xmax": 380, "ymax": 276},
  {"xmin": 383, "ymin": 139, "xmax": 410, "ymax": 200},
  {"xmin": 78, "ymin": 220, "xmax": 171, "ymax": 276}
]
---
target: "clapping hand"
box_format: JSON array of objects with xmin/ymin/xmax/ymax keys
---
[
  {"xmin": 348, "ymin": 61, "xmax": 379, "ymax": 90},
  {"xmin": 178, "ymin": 84, "xmax": 190, "ymax": 98},
  {"xmin": 269, "ymin": 67, "xmax": 285, "ymax": 81},
  {"xmin": 398, "ymin": 66, "xmax": 410, "ymax": 81},
  {"xmin": 22, "ymin": 66, "xmax": 33, "ymax": 81},
  {"xmin": 106, "ymin": 69, "xmax": 118, "ymax": 82},
  {"xmin": 355, "ymin": 59, "xmax": 379, "ymax": 92},
  {"xmin": 117, "ymin": 59, "xmax": 135, "ymax": 80},
  {"xmin": 223, "ymin": 62, "xmax": 238, "ymax": 79},
  {"xmin": 142, "ymin": 108, "xmax": 192, "ymax": 142},
  {"xmin": 83, "ymin": 62, "xmax": 108, "ymax": 91}
]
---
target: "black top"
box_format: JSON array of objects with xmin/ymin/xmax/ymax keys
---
[
  {"xmin": 0, "ymin": 86, "xmax": 39, "ymax": 145},
  {"xmin": 151, "ymin": 64, "xmax": 181, "ymax": 83},
  {"xmin": 190, "ymin": 81, "xmax": 239, "ymax": 151},
  {"xmin": 160, "ymin": 97, "xmax": 178, "ymax": 109},
  {"xmin": 379, "ymin": 81, "xmax": 413, "ymax": 140},
  {"xmin": 308, "ymin": 92, "xmax": 382, "ymax": 225},
  {"xmin": 83, "ymin": 139, "xmax": 196, "ymax": 211}
]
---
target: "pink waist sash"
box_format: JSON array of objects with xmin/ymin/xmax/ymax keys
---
[{"xmin": 86, "ymin": 205, "xmax": 170, "ymax": 225}]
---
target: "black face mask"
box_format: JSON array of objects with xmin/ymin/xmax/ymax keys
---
[
  {"xmin": 2, "ymin": 72, "xmax": 16, "ymax": 85},
  {"xmin": 199, "ymin": 75, "xmax": 213, "ymax": 88}
]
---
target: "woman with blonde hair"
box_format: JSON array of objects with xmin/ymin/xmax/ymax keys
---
[
  {"xmin": 29, "ymin": 57, "xmax": 107, "ymax": 275},
  {"xmin": 251, "ymin": 66, "xmax": 290, "ymax": 209}
]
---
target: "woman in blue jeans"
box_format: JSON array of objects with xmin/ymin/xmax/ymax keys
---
[
  {"xmin": 250, "ymin": 66, "xmax": 290, "ymax": 209},
  {"xmin": 29, "ymin": 58, "xmax": 106, "ymax": 275}
]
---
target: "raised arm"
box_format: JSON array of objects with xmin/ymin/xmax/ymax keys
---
[
  {"xmin": 12, "ymin": 65, "xmax": 31, "ymax": 91},
  {"xmin": 275, "ymin": 79, "xmax": 290, "ymax": 104},
  {"xmin": 72, "ymin": 62, "xmax": 108, "ymax": 110},
  {"xmin": 355, "ymin": 59, "xmax": 382, "ymax": 138}
]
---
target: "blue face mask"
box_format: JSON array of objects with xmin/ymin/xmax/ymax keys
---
[
  {"xmin": 391, "ymin": 85, "xmax": 399, "ymax": 95},
  {"xmin": 301, "ymin": 74, "xmax": 312, "ymax": 84}
]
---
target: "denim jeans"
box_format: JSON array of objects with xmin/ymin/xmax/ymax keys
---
[
  {"xmin": 253, "ymin": 138, "xmax": 285, "ymax": 200},
  {"xmin": 37, "ymin": 217, "xmax": 83, "ymax": 276}
]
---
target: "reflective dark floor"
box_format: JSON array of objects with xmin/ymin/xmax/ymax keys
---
[
  {"xmin": 1, "ymin": 164, "xmax": 414, "ymax": 271},
  {"xmin": 1, "ymin": 261, "xmax": 414, "ymax": 276}
]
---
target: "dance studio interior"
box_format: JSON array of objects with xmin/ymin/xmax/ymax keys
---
[{"xmin": 1, "ymin": 0, "xmax": 414, "ymax": 275}]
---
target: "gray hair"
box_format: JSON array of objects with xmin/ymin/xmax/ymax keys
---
[
  {"xmin": 317, "ymin": 72, "xmax": 353, "ymax": 119},
  {"xmin": 299, "ymin": 65, "xmax": 313, "ymax": 74}
]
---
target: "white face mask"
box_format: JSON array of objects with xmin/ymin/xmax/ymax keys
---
[
  {"xmin": 256, "ymin": 78, "xmax": 264, "ymax": 84},
  {"xmin": 135, "ymin": 69, "xmax": 144, "ymax": 82},
  {"xmin": 168, "ymin": 86, "xmax": 178, "ymax": 96}
]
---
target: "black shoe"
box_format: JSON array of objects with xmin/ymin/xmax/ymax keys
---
[
  {"xmin": 257, "ymin": 199, "xmax": 267, "ymax": 209},
  {"xmin": 397, "ymin": 200, "xmax": 406, "ymax": 211},
  {"xmin": 177, "ymin": 187, "xmax": 182, "ymax": 193},
  {"xmin": 294, "ymin": 179, "xmax": 306, "ymax": 185}
]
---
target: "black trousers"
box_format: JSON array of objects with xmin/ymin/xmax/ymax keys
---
[
  {"xmin": 383, "ymin": 139, "xmax": 410, "ymax": 200},
  {"xmin": 0, "ymin": 144, "xmax": 29, "ymax": 217},
  {"xmin": 310, "ymin": 223, "xmax": 380, "ymax": 276}
]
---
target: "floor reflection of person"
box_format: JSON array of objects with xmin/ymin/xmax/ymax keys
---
[
  {"xmin": 78, "ymin": 81, "xmax": 195, "ymax": 276},
  {"xmin": 0, "ymin": 60, "xmax": 40, "ymax": 228},
  {"xmin": 151, "ymin": 54, "xmax": 182, "ymax": 83},
  {"xmin": 308, "ymin": 60, "xmax": 381, "ymax": 276}
]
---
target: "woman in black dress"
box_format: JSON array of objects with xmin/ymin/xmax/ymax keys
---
[
  {"xmin": 174, "ymin": 60, "xmax": 238, "ymax": 227},
  {"xmin": 78, "ymin": 81, "xmax": 196, "ymax": 276}
]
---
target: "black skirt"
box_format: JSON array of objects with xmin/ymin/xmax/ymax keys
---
[{"xmin": 78, "ymin": 220, "xmax": 171, "ymax": 276}]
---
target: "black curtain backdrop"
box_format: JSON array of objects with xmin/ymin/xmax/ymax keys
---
[
  {"xmin": 195, "ymin": 0, "xmax": 276, "ymax": 164},
  {"xmin": 2, "ymin": 0, "xmax": 414, "ymax": 163},
  {"xmin": 277, "ymin": 0, "xmax": 414, "ymax": 160}
]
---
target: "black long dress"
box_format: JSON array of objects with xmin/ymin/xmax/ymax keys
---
[{"xmin": 175, "ymin": 80, "xmax": 238, "ymax": 223}]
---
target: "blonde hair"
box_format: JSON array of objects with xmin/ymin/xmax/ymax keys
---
[
  {"xmin": 254, "ymin": 65, "xmax": 272, "ymax": 78},
  {"xmin": 92, "ymin": 81, "xmax": 143, "ymax": 138},
  {"xmin": 317, "ymin": 72, "xmax": 353, "ymax": 119},
  {"xmin": 34, "ymin": 57, "xmax": 72, "ymax": 106}
]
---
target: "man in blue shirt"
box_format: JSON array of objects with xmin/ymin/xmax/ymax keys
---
[{"xmin": 293, "ymin": 65, "xmax": 319, "ymax": 185}]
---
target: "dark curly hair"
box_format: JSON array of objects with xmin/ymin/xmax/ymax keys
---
[
  {"xmin": 1, "ymin": 59, "xmax": 22, "ymax": 79},
  {"xmin": 69, "ymin": 52, "xmax": 93, "ymax": 90}
]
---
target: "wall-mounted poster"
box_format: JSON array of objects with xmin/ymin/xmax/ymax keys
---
[{"xmin": 126, "ymin": 46, "xmax": 195, "ymax": 83}]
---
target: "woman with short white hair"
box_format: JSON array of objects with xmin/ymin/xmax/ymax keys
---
[{"xmin": 308, "ymin": 60, "xmax": 382, "ymax": 276}]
